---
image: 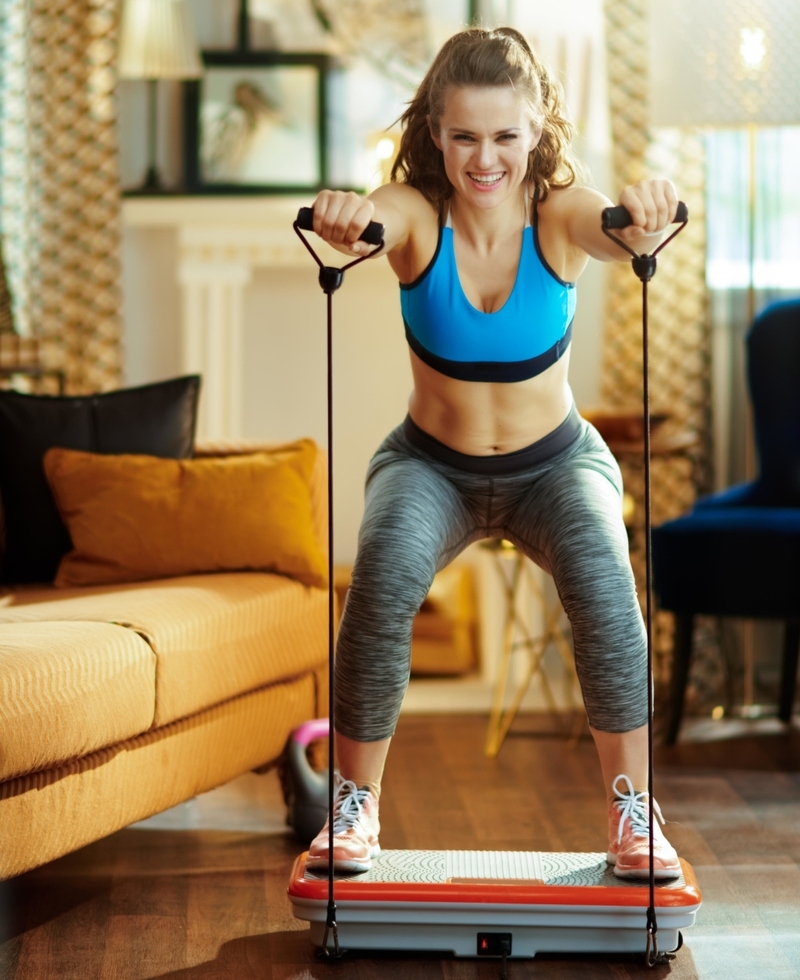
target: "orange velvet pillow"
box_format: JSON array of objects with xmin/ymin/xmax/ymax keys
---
[{"xmin": 43, "ymin": 440, "xmax": 328, "ymax": 589}]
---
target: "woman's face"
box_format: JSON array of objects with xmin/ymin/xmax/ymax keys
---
[{"xmin": 430, "ymin": 85, "xmax": 541, "ymax": 208}]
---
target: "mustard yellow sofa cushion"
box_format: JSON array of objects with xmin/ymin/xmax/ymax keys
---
[
  {"xmin": 43, "ymin": 439, "xmax": 327, "ymax": 589},
  {"xmin": 0, "ymin": 572, "xmax": 328, "ymax": 727},
  {"xmin": 0, "ymin": 621, "xmax": 156, "ymax": 781}
]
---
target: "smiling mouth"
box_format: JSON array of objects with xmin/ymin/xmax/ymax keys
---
[{"xmin": 468, "ymin": 172, "xmax": 504, "ymax": 186}]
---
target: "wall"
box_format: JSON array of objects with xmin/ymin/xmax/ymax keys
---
[{"xmin": 118, "ymin": 0, "xmax": 613, "ymax": 565}]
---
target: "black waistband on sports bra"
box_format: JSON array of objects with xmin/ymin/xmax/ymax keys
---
[
  {"xmin": 404, "ymin": 319, "xmax": 573, "ymax": 384},
  {"xmin": 402, "ymin": 403, "xmax": 582, "ymax": 475}
]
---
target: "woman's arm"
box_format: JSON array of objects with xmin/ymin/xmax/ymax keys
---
[
  {"xmin": 560, "ymin": 179, "xmax": 680, "ymax": 264},
  {"xmin": 310, "ymin": 182, "xmax": 429, "ymax": 259}
]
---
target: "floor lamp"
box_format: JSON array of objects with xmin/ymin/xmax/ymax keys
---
[
  {"xmin": 648, "ymin": 0, "xmax": 800, "ymax": 713},
  {"xmin": 118, "ymin": 0, "xmax": 202, "ymax": 193}
]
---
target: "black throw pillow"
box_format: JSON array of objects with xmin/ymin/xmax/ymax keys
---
[{"xmin": 0, "ymin": 375, "xmax": 201, "ymax": 584}]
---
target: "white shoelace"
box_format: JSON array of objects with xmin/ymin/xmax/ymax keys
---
[
  {"xmin": 612, "ymin": 773, "xmax": 665, "ymax": 843},
  {"xmin": 331, "ymin": 777, "xmax": 371, "ymax": 835}
]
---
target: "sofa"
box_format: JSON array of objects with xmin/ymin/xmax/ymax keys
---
[{"xmin": 0, "ymin": 437, "xmax": 330, "ymax": 880}]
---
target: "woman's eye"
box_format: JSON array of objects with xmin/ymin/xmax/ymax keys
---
[
  {"xmin": 498, "ymin": 134, "xmax": 517, "ymax": 141},
  {"xmin": 454, "ymin": 134, "xmax": 474, "ymax": 142}
]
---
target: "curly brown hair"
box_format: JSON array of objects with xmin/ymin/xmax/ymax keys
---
[{"xmin": 390, "ymin": 26, "xmax": 581, "ymax": 215}]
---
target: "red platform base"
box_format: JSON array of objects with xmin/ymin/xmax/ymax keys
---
[{"xmin": 288, "ymin": 849, "xmax": 701, "ymax": 958}]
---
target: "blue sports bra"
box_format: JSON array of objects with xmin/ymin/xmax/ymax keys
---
[{"xmin": 399, "ymin": 189, "xmax": 576, "ymax": 383}]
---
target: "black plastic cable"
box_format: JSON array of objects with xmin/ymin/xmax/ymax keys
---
[
  {"xmin": 627, "ymin": 258, "xmax": 659, "ymax": 959},
  {"xmin": 499, "ymin": 936, "xmax": 511, "ymax": 980},
  {"xmin": 641, "ymin": 271, "xmax": 658, "ymax": 947},
  {"xmin": 602, "ymin": 212, "xmax": 687, "ymax": 967},
  {"xmin": 293, "ymin": 219, "xmax": 383, "ymax": 958},
  {"xmin": 324, "ymin": 286, "xmax": 338, "ymax": 953},
  {"xmin": 640, "ymin": 222, "xmax": 687, "ymax": 966}
]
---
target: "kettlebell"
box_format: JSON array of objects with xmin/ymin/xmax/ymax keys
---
[{"xmin": 281, "ymin": 717, "xmax": 330, "ymax": 844}]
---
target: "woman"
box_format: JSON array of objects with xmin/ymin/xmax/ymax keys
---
[{"xmin": 306, "ymin": 26, "xmax": 681, "ymax": 880}]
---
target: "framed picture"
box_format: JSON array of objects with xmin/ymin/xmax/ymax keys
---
[{"xmin": 184, "ymin": 51, "xmax": 330, "ymax": 194}]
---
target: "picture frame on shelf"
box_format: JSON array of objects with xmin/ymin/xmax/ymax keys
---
[{"xmin": 183, "ymin": 51, "xmax": 330, "ymax": 194}]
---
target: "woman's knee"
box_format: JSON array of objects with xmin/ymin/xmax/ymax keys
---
[
  {"xmin": 354, "ymin": 463, "xmax": 466, "ymax": 610},
  {"xmin": 528, "ymin": 469, "xmax": 647, "ymax": 731},
  {"xmin": 350, "ymin": 512, "xmax": 440, "ymax": 618},
  {"xmin": 561, "ymin": 560, "xmax": 648, "ymax": 732}
]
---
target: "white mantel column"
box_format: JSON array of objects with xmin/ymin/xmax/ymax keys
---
[
  {"xmin": 178, "ymin": 253, "xmax": 251, "ymax": 440},
  {"xmin": 122, "ymin": 196, "xmax": 317, "ymax": 442}
]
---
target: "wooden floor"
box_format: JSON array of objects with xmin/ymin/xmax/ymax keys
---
[{"xmin": 2, "ymin": 712, "xmax": 799, "ymax": 979}]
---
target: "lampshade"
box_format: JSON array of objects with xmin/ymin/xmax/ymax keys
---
[
  {"xmin": 118, "ymin": 0, "xmax": 202, "ymax": 80},
  {"xmin": 649, "ymin": 0, "xmax": 800, "ymax": 126}
]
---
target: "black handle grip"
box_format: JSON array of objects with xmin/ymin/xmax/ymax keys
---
[
  {"xmin": 602, "ymin": 201, "xmax": 688, "ymax": 230},
  {"xmin": 296, "ymin": 207, "xmax": 385, "ymax": 247}
]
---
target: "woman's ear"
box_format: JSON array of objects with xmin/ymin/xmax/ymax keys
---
[
  {"xmin": 427, "ymin": 115, "xmax": 443, "ymax": 151},
  {"xmin": 530, "ymin": 125, "xmax": 543, "ymax": 151}
]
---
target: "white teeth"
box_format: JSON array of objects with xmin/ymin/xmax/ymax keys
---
[{"xmin": 469, "ymin": 173, "xmax": 503, "ymax": 184}]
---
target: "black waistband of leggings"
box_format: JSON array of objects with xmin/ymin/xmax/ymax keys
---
[{"xmin": 402, "ymin": 403, "xmax": 582, "ymax": 475}]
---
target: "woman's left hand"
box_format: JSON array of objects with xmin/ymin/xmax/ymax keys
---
[
  {"xmin": 617, "ymin": 179, "xmax": 680, "ymax": 239},
  {"xmin": 556, "ymin": 180, "xmax": 681, "ymax": 274}
]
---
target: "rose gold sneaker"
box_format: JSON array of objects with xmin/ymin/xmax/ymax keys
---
[
  {"xmin": 306, "ymin": 776, "xmax": 381, "ymax": 874},
  {"xmin": 607, "ymin": 774, "xmax": 681, "ymax": 880}
]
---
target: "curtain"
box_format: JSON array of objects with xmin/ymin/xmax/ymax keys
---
[
  {"xmin": 707, "ymin": 125, "xmax": 800, "ymax": 490},
  {"xmin": 0, "ymin": 244, "xmax": 12, "ymax": 334},
  {"xmin": 704, "ymin": 126, "xmax": 800, "ymax": 714},
  {"xmin": 0, "ymin": 0, "xmax": 124, "ymax": 394}
]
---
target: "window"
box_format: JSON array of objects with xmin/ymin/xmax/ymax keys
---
[{"xmin": 706, "ymin": 126, "xmax": 800, "ymax": 290}]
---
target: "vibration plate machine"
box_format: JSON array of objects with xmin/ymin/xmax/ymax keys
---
[{"xmin": 287, "ymin": 201, "xmax": 701, "ymax": 972}]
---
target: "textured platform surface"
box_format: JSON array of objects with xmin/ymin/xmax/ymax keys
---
[{"xmin": 300, "ymin": 849, "xmax": 688, "ymax": 888}]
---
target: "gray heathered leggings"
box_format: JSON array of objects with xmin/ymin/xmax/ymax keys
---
[{"xmin": 334, "ymin": 405, "xmax": 648, "ymax": 739}]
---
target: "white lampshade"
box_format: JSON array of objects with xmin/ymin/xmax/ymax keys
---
[
  {"xmin": 649, "ymin": 0, "xmax": 800, "ymax": 126},
  {"xmin": 118, "ymin": 0, "xmax": 202, "ymax": 80}
]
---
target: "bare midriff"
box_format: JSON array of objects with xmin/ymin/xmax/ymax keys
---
[{"xmin": 407, "ymin": 348, "xmax": 573, "ymax": 456}]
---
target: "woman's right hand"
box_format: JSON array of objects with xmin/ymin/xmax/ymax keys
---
[{"xmin": 311, "ymin": 189, "xmax": 379, "ymax": 257}]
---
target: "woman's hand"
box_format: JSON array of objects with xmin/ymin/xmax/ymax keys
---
[
  {"xmin": 554, "ymin": 180, "xmax": 682, "ymax": 275},
  {"xmin": 616, "ymin": 179, "xmax": 679, "ymax": 243},
  {"xmin": 311, "ymin": 189, "xmax": 379, "ymax": 257}
]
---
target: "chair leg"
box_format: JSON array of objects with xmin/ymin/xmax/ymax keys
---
[
  {"xmin": 778, "ymin": 621, "xmax": 800, "ymax": 723},
  {"xmin": 665, "ymin": 614, "xmax": 694, "ymax": 746}
]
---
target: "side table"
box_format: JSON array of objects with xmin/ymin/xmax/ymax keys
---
[{"xmin": 482, "ymin": 539, "xmax": 583, "ymax": 758}]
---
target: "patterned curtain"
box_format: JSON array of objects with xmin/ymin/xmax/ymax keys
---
[
  {"xmin": 0, "ymin": 0, "xmax": 124, "ymax": 394},
  {"xmin": 602, "ymin": 0, "xmax": 713, "ymax": 688},
  {"xmin": 0, "ymin": 243, "xmax": 13, "ymax": 334}
]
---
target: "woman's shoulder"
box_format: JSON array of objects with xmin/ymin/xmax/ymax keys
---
[
  {"xmin": 370, "ymin": 181, "xmax": 440, "ymax": 225},
  {"xmin": 534, "ymin": 185, "xmax": 614, "ymax": 282},
  {"xmin": 370, "ymin": 182, "xmax": 441, "ymax": 282},
  {"xmin": 537, "ymin": 184, "xmax": 610, "ymax": 220}
]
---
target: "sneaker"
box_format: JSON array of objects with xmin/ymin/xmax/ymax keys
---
[
  {"xmin": 607, "ymin": 774, "xmax": 681, "ymax": 880},
  {"xmin": 306, "ymin": 775, "xmax": 381, "ymax": 873}
]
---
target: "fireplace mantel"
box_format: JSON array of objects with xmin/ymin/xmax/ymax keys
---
[{"xmin": 122, "ymin": 195, "xmax": 344, "ymax": 439}]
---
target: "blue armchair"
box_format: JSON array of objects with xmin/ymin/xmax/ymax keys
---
[{"xmin": 652, "ymin": 298, "xmax": 800, "ymax": 744}]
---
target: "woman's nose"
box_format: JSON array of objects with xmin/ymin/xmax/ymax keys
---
[{"xmin": 474, "ymin": 139, "xmax": 495, "ymax": 168}]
